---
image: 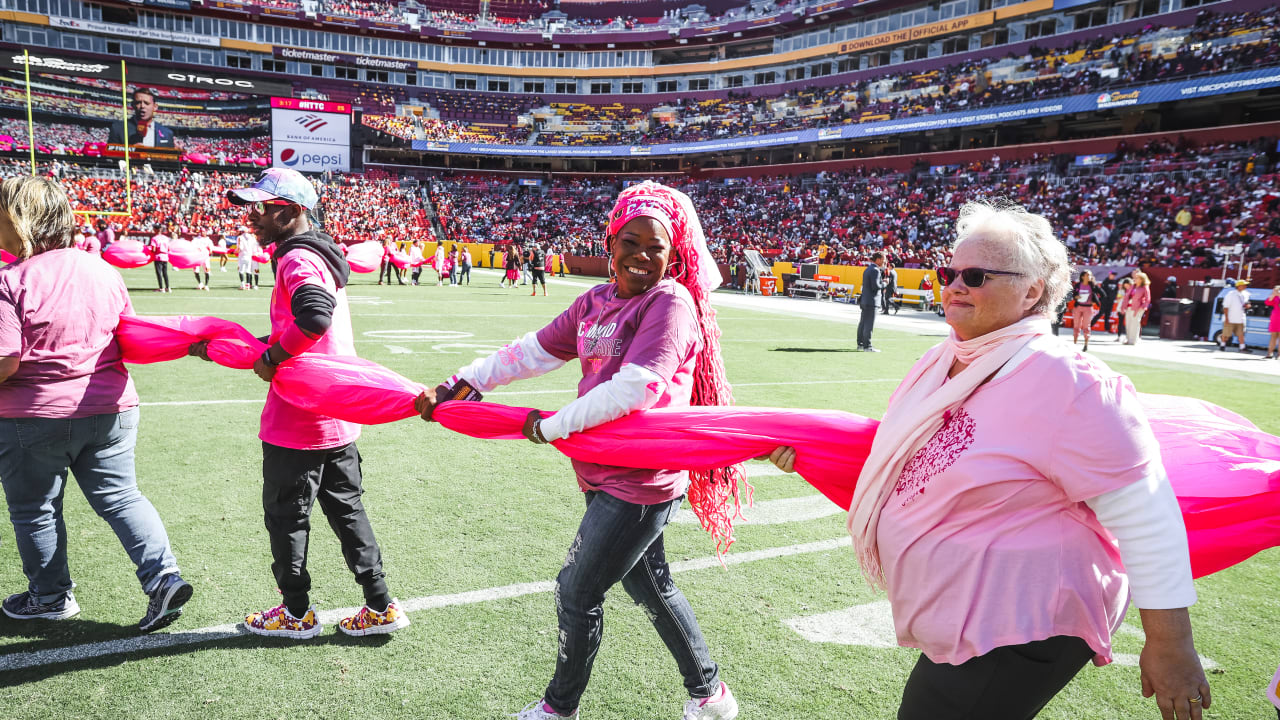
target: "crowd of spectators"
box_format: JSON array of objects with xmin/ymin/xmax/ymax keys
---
[
  {"xmin": 0, "ymin": 161, "xmax": 432, "ymax": 245},
  {"xmin": 395, "ymin": 8, "xmax": 1280, "ymax": 147},
  {"xmin": 434, "ymin": 137, "xmax": 1280, "ymax": 274},
  {"xmin": 7, "ymin": 134, "xmax": 1277, "ymax": 280}
]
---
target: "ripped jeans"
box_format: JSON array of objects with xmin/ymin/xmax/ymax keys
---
[{"xmin": 543, "ymin": 490, "xmax": 721, "ymax": 715}]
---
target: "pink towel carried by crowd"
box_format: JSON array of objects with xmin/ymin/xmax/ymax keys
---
[
  {"xmin": 114, "ymin": 314, "xmax": 1280, "ymax": 576},
  {"xmin": 102, "ymin": 239, "xmax": 152, "ymax": 269}
]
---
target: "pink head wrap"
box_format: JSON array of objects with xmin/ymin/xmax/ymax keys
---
[{"xmin": 605, "ymin": 181, "xmax": 721, "ymax": 293}]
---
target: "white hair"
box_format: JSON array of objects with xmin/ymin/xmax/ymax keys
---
[{"xmin": 953, "ymin": 200, "xmax": 1071, "ymax": 315}]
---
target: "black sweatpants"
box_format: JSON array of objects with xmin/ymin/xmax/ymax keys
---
[
  {"xmin": 154, "ymin": 260, "xmax": 170, "ymax": 290},
  {"xmin": 897, "ymin": 635, "xmax": 1095, "ymax": 720},
  {"xmin": 261, "ymin": 441, "xmax": 390, "ymax": 614}
]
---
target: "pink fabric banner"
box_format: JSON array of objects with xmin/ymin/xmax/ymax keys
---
[
  {"xmin": 116, "ymin": 315, "xmax": 263, "ymax": 369},
  {"xmin": 113, "ymin": 315, "xmax": 1280, "ymax": 576},
  {"xmin": 345, "ymin": 242, "xmax": 383, "ymax": 273},
  {"xmin": 102, "ymin": 240, "xmax": 152, "ymax": 269},
  {"xmin": 389, "ymin": 249, "xmax": 413, "ymax": 270},
  {"xmin": 166, "ymin": 238, "xmax": 209, "ymax": 270}
]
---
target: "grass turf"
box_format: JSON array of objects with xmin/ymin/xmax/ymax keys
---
[{"xmin": 0, "ymin": 266, "xmax": 1275, "ymax": 719}]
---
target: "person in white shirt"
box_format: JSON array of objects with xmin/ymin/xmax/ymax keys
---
[
  {"xmin": 215, "ymin": 235, "xmax": 230, "ymax": 271},
  {"xmin": 1218, "ymin": 280, "xmax": 1252, "ymax": 352},
  {"xmin": 433, "ymin": 243, "xmax": 447, "ymax": 286},
  {"xmin": 408, "ymin": 240, "xmax": 425, "ymax": 285},
  {"xmin": 237, "ymin": 230, "xmax": 258, "ymax": 290},
  {"xmin": 191, "ymin": 233, "xmax": 213, "ymax": 290}
]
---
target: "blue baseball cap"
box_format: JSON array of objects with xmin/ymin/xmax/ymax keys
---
[{"xmin": 227, "ymin": 168, "xmax": 318, "ymax": 209}]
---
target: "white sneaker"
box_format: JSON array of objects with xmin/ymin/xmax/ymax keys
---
[
  {"xmin": 513, "ymin": 699, "xmax": 577, "ymax": 719},
  {"xmin": 683, "ymin": 682, "xmax": 738, "ymax": 720}
]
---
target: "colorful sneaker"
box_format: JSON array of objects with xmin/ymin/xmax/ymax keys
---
[
  {"xmin": 337, "ymin": 598, "xmax": 410, "ymax": 636},
  {"xmin": 139, "ymin": 574, "xmax": 193, "ymax": 633},
  {"xmin": 2, "ymin": 591, "xmax": 80, "ymax": 620},
  {"xmin": 683, "ymin": 682, "xmax": 738, "ymax": 720},
  {"xmin": 513, "ymin": 699, "xmax": 578, "ymax": 719},
  {"xmin": 243, "ymin": 603, "xmax": 321, "ymax": 639}
]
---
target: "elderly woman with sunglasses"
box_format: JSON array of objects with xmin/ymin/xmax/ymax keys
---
[{"xmin": 766, "ymin": 201, "xmax": 1209, "ymax": 720}]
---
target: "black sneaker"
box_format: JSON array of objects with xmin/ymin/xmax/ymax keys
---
[
  {"xmin": 139, "ymin": 574, "xmax": 193, "ymax": 633},
  {"xmin": 2, "ymin": 591, "xmax": 80, "ymax": 620}
]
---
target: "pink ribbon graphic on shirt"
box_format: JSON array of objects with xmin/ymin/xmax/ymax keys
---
[{"xmin": 114, "ymin": 314, "xmax": 1280, "ymax": 576}]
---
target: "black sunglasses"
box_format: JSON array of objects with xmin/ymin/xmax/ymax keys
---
[{"xmin": 937, "ymin": 266, "xmax": 1024, "ymax": 288}]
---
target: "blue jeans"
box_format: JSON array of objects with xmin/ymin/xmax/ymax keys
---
[
  {"xmin": 543, "ymin": 491, "xmax": 720, "ymax": 715},
  {"xmin": 0, "ymin": 408, "xmax": 178, "ymax": 602}
]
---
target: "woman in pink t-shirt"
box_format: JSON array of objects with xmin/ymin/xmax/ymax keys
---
[
  {"xmin": 767, "ymin": 202, "xmax": 1210, "ymax": 720},
  {"xmin": 147, "ymin": 229, "xmax": 171, "ymax": 293},
  {"xmin": 1070, "ymin": 269, "xmax": 1101, "ymax": 350},
  {"xmin": 1123, "ymin": 271, "xmax": 1152, "ymax": 345},
  {"xmin": 1265, "ymin": 286, "xmax": 1279, "ymax": 359},
  {"xmin": 0, "ymin": 176, "xmax": 192, "ymax": 632},
  {"xmin": 416, "ymin": 183, "xmax": 742, "ymax": 720}
]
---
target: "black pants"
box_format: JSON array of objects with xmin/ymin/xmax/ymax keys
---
[
  {"xmin": 898, "ymin": 635, "xmax": 1094, "ymax": 720},
  {"xmin": 261, "ymin": 441, "xmax": 390, "ymax": 613},
  {"xmin": 1099, "ymin": 302, "xmax": 1115, "ymax": 332},
  {"xmin": 531, "ymin": 268, "xmax": 545, "ymax": 286},
  {"xmin": 458, "ymin": 264, "xmax": 470, "ymax": 284},
  {"xmin": 882, "ymin": 288, "xmax": 893, "ymax": 314},
  {"xmin": 154, "ymin": 260, "xmax": 169, "ymax": 290},
  {"xmin": 857, "ymin": 303, "xmax": 877, "ymax": 347},
  {"xmin": 379, "ymin": 261, "xmax": 402, "ymax": 285}
]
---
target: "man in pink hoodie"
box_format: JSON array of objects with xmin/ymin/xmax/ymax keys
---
[{"xmin": 191, "ymin": 169, "xmax": 408, "ymax": 639}]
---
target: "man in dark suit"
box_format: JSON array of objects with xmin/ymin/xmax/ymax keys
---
[
  {"xmin": 858, "ymin": 251, "xmax": 886, "ymax": 352},
  {"xmin": 107, "ymin": 88, "xmax": 176, "ymax": 148}
]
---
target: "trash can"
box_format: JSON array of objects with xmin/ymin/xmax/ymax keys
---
[
  {"xmin": 1158, "ymin": 298, "xmax": 1194, "ymax": 340},
  {"xmin": 760, "ymin": 276, "xmax": 777, "ymax": 297}
]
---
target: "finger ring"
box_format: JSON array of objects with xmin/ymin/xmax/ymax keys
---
[{"xmin": 1189, "ymin": 695, "xmax": 1202, "ymax": 704}]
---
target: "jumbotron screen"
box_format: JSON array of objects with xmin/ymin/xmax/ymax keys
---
[
  {"xmin": 269, "ymin": 97, "xmax": 352, "ymax": 173},
  {"xmin": 0, "ymin": 51, "xmax": 284, "ymax": 167}
]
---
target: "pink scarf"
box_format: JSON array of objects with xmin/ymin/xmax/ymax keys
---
[{"xmin": 847, "ymin": 315, "xmax": 1051, "ymax": 588}]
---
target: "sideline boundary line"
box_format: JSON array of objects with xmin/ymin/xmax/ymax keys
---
[{"xmin": 0, "ymin": 537, "xmax": 848, "ymax": 673}]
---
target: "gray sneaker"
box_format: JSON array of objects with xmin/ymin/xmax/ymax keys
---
[
  {"xmin": 139, "ymin": 574, "xmax": 193, "ymax": 633},
  {"xmin": 3, "ymin": 591, "xmax": 80, "ymax": 620}
]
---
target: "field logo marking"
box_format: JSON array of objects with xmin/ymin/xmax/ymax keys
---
[{"xmin": 786, "ymin": 603, "xmax": 1220, "ymax": 669}]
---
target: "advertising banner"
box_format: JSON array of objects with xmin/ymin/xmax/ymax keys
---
[
  {"xmin": 48, "ymin": 17, "xmax": 220, "ymax": 47},
  {"xmin": 275, "ymin": 47, "xmax": 415, "ymax": 72},
  {"xmin": 271, "ymin": 98, "xmax": 351, "ymax": 172}
]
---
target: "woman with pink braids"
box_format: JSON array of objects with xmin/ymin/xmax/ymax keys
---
[{"xmin": 415, "ymin": 182, "xmax": 741, "ymax": 720}]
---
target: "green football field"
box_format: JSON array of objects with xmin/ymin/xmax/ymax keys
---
[{"xmin": 1, "ymin": 267, "xmax": 1276, "ymax": 720}]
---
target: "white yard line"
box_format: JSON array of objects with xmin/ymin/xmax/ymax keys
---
[
  {"xmin": 141, "ymin": 399, "xmax": 263, "ymax": 407},
  {"xmin": 0, "ymin": 536, "xmax": 848, "ymax": 672}
]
